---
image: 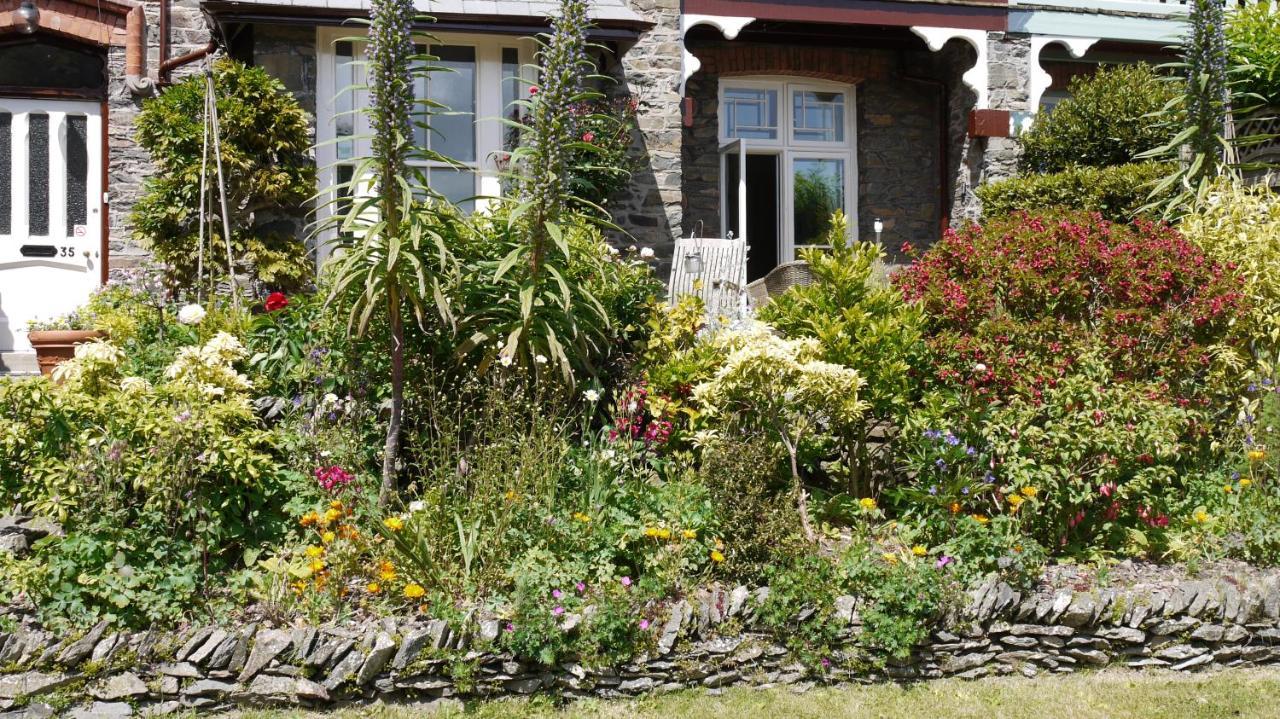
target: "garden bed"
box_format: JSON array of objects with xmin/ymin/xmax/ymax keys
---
[{"xmin": 4, "ymin": 570, "xmax": 1280, "ymax": 716}]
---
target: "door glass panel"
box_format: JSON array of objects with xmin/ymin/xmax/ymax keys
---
[
  {"xmin": 66, "ymin": 115, "xmax": 87, "ymax": 235},
  {"xmin": 793, "ymin": 158, "xmax": 844, "ymax": 247},
  {"xmin": 0, "ymin": 112, "xmax": 10, "ymax": 235},
  {"xmin": 723, "ymin": 88, "xmax": 777, "ymax": 140},
  {"xmin": 793, "ymin": 91, "xmax": 844, "ymax": 143},
  {"xmin": 416, "ymin": 45, "xmax": 476, "ymax": 162},
  {"xmin": 335, "ymin": 41, "xmax": 355, "ymax": 161},
  {"xmin": 28, "ymin": 113, "xmax": 48, "ymax": 236}
]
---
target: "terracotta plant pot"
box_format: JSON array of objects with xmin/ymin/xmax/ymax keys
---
[{"xmin": 27, "ymin": 330, "xmax": 106, "ymax": 377}]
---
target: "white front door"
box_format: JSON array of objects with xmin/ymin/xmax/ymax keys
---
[{"xmin": 0, "ymin": 98, "xmax": 104, "ymax": 352}]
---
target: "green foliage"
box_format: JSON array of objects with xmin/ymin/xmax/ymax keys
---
[
  {"xmin": 566, "ymin": 96, "xmax": 641, "ymax": 206},
  {"xmin": 698, "ymin": 435, "xmax": 800, "ymax": 582},
  {"xmin": 977, "ymin": 162, "xmax": 1175, "ymax": 222},
  {"xmin": 457, "ymin": 0, "xmax": 625, "ymax": 383},
  {"xmin": 1228, "ymin": 1, "xmax": 1280, "ymax": 108},
  {"xmin": 1018, "ymin": 63, "xmax": 1178, "ymax": 174},
  {"xmin": 756, "ymin": 553, "xmax": 846, "ymax": 668},
  {"xmin": 694, "ymin": 323, "xmax": 866, "ymax": 540},
  {"xmin": 938, "ymin": 515, "xmax": 1048, "ymax": 589},
  {"xmin": 1180, "ymin": 178, "xmax": 1280, "ymax": 356},
  {"xmin": 842, "ymin": 544, "xmax": 953, "ymax": 660},
  {"xmin": 133, "ymin": 59, "xmax": 314, "ymax": 291},
  {"xmin": 759, "ymin": 211, "xmax": 925, "ymax": 490}
]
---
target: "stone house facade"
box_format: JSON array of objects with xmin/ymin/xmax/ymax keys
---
[{"xmin": 0, "ymin": 0, "xmax": 1188, "ymax": 364}]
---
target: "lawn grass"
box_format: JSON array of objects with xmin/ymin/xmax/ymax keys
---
[{"xmin": 234, "ymin": 667, "xmax": 1280, "ymax": 719}]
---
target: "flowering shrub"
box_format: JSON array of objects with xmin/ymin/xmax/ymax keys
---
[
  {"xmin": 695, "ymin": 323, "xmax": 866, "ymax": 540},
  {"xmin": 895, "ymin": 211, "xmax": 1250, "ymax": 408},
  {"xmin": 565, "ymin": 96, "xmax": 641, "ymax": 207}
]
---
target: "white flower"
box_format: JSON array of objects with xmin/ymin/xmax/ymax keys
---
[
  {"xmin": 408, "ymin": 500, "xmax": 426, "ymax": 513},
  {"xmin": 583, "ymin": 389, "xmax": 600, "ymax": 402},
  {"xmin": 974, "ymin": 363, "xmax": 988, "ymax": 373},
  {"xmin": 322, "ymin": 393, "xmax": 340, "ymax": 406},
  {"xmin": 498, "ymin": 354, "xmax": 514, "ymax": 367},
  {"xmin": 627, "ymin": 401, "xmax": 638, "ymax": 413},
  {"xmin": 535, "ymin": 354, "xmax": 548, "ymax": 365},
  {"xmin": 607, "ymin": 245, "xmax": 620, "ymax": 256},
  {"xmin": 600, "ymin": 449, "xmax": 616, "ymax": 461},
  {"xmin": 177, "ymin": 304, "xmax": 206, "ymax": 325},
  {"xmin": 639, "ymin": 247, "xmax": 655, "ymax": 259}
]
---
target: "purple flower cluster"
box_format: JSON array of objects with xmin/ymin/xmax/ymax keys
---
[{"xmin": 367, "ymin": 0, "xmax": 416, "ymax": 181}]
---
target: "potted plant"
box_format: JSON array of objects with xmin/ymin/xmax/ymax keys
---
[{"xmin": 26, "ymin": 310, "xmax": 105, "ymax": 377}]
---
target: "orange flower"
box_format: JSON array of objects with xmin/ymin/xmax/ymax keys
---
[
  {"xmin": 949, "ymin": 502, "xmax": 961, "ymax": 514},
  {"xmin": 300, "ymin": 512, "xmax": 319, "ymax": 527}
]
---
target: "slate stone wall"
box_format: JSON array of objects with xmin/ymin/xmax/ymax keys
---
[
  {"xmin": 5, "ymin": 575, "xmax": 1280, "ymax": 716},
  {"xmin": 106, "ymin": 0, "xmax": 211, "ymax": 273}
]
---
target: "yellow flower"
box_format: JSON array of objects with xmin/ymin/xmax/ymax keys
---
[
  {"xmin": 330, "ymin": 500, "xmax": 344, "ymax": 511},
  {"xmin": 290, "ymin": 580, "xmax": 306, "ymax": 595},
  {"xmin": 504, "ymin": 490, "xmax": 519, "ymax": 502},
  {"xmin": 1193, "ymin": 509, "xmax": 1210, "ymax": 524},
  {"xmin": 710, "ymin": 549, "xmax": 726, "ymax": 563},
  {"xmin": 1224, "ymin": 485, "xmax": 1234, "ymax": 493},
  {"xmin": 971, "ymin": 514, "xmax": 989, "ymax": 524},
  {"xmin": 1248, "ymin": 449, "xmax": 1268, "ymax": 463},
  {"xmin": 692, "ymin": 278, "xmax": 705, "ymax": 292},
  {"xmin": 308, "ymin": 559, "xmax": 326, "ymax": 574},
  {"xmin": 1021, "ymin": 486, "xmax": 1037, "ymax": 498},
  {"xmin": 572, "ymin": 512, "xmax": 592, "ymax": 524},
  {"xmin": 912, "ymin": 545, "xmax": 928, "ymax": 557},
  {"xmin": 1240, "ymin": 478, "xmax": 1253, "ymax": 489},
  {"xmin": 1008, "ymin": 495, "xmax": 1024, "ymax": 507},
  {"xmin": 383, "ymin": 517, "xmax": 405, "ymax": 532},
  {"xmin": 366, "ymin": 582, "xmax": 381, "ymax": 594},
  {"xmin": 321, "ymin": 531, "xmax": 336, "ymax": 544},
  {"xmin": 682, "ymin": 529, "xmax": 697, "ymax": 540},
  {"xmin": 881, "ymin": 552, "xmax": 899, "ymax": 565},
  {"xmin": 304, "ymin": 545, "xmax": 324, "ymax": 558},
  {"xmin": 323, "ymin": 508, "xmax": 342, "ymax": 524},
  {"xmin": 656, "ymin": 528, "xmax": 672, "ymax": 540},
  {"xmin": 859, "ymin": 497, "xmax": 877, "ymax": 511},
  {"xmin": 404, "ymin": 583, "xmax": 426, "ymax": 599}
]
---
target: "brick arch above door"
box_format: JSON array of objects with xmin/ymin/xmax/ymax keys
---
[
  {"xmin": 0, "ymin": 0, "xmax": 138, "ymax": 47},
  {"xmin": 691, "ymin": 43, "xmax": 894, "ymax": 86}
]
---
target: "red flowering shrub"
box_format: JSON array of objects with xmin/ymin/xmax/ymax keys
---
[{"xmin": 894, "ymin": 211, "xmax": 1249, "ymax": 407}]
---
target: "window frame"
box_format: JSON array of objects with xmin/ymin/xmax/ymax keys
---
[
  {"xmin": 314, "ymin": 27, "xmax": 534, "ymax": 262},
  {"xmin": 717, "ymin": 76, "xmax": 858, "ymax": 262}
]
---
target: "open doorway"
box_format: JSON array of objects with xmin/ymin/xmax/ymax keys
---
[{"xmin": 724, "ymin": 152, "xmax": 779, "ymax": 282}]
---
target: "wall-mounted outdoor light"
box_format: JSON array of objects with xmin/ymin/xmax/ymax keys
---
[
  {"xmin": 15, "ymin": 0, "xmax": 39, "ymax": 34},
  {"xmin": 873, "ymin": 218, "xmax": 884, "ymax": 247}
]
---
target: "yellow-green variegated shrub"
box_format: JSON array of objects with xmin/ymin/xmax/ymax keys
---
[{"xmin": 1181, "ymin": 179, "xmax": 1280, "ymax": 353}]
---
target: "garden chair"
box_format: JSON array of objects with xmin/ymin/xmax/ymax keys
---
[
  {"xmin": 745, "ymin": 260, "xmax": 814, "ymax": 308},
  {"xmin": 668, "ymin": 236, "xmax": 748, "ymax": 321}
]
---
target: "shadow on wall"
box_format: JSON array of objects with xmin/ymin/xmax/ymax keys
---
[{"xmin": 602, "ymin": 53, "xmax": 680, "ymax": 278}]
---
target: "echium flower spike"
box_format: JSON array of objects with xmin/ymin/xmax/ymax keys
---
[
  {"xmin": 367, "ymin": 0, "xmax": 416, "ymax": 187},
  {"xmin": 1184, "ymin": 0, "xmax": 1229, "ymax": 182},
  {"xmin": 519, "ymin": 0, "xmax": 592, "ymax": 224}
]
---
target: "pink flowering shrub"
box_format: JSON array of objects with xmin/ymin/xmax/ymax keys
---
[{"xmin": 894, "ymin": 211, "xmax": 1250, "ymax": 408}]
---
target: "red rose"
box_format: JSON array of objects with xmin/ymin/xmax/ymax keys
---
[{"xmin": 264, "ymin": 292, "xmax": 288, "ymax": 312}]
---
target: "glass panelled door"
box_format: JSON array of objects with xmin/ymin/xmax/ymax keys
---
[{"xmin": 0, "ymin": 99, "xmax": 103, "ymax": 353}]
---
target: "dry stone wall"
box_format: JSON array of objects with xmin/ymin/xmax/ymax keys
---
[{"xmin": 5, "ymin": 574, "xmax": 1280, "ymax": 716}]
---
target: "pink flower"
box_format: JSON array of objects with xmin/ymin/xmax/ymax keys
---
[
  {"xmin": 552, "ymin": 589, "xmax": 563, "ymax": 599},
  {"xmin": 582, "ymin": 131, "xmax": 595, "ymax": 143},
  {"xmin": 935, "ymin": 555, "xmax": 954, "ymax": 569},
  {"xmin": 639, "ymin": 619, "xmax": 650, "ymax": 630},
  {"xmin": 620, "ymin": 576, "xmax": 632, "ymax": 588},
  {"xmin": 505, "ymin": 623, "xmax": 515, "ymax": 633},
  {"xmin": 575, "ymin": 582, "xmax": 586, "ymax": 593},
  {"xmin": 1099, "ymin": 482, "xmax": 1116, "ymax": 498},
  {"xmin": 552, "ymin": 606, "xmax": 565, "ymax": 616},
  {"xmin": 529, "ymin": 86, "xmax": 539, "ymax": 96}
]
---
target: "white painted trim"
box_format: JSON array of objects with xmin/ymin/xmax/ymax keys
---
[
  {"xmin": 716, "ymin": 77, "xmax": 858, "ymax": 265},
  {"xmin": 679, "ymin": 14, "xmax": 756, "ymax": 97},
  {"xmin": 1028, "ymin": 35, "xmax": 1100, "ymax": 113},
  {"xmin": 910, "ymin": 26, "xmax": 990, "ymax": 109}
]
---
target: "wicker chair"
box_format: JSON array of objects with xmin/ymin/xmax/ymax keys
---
[{"xmin": 746, "ymin": 260, "xmax": 814, "ymax": 308}]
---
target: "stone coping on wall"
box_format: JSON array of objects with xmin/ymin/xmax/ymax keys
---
[{"xmin": 4, "ymin": 574, "xmax": 1280, "ymax": 717}]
